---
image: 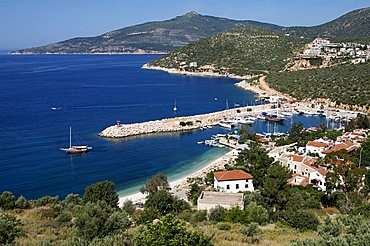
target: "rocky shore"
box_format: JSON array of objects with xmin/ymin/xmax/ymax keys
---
[
  {"xmin": 142, "ymin": 64, "xmax": 257, "ymax": 80},
  {"xmin": 99, "ymin": 104, "xmax": 272, "ymax": 138}
]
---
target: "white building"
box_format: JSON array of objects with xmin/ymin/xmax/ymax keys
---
[
  {"xmin": 214, "ymin": 170, "xmax": 254, "ymax": 193},
  {"xmin": 306, "ymin": 140, "xmax": 329, "ymax": 157}
]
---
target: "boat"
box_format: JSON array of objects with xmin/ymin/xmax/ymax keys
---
[
  {"xmin": 238, "ymin": 119, "xmax": 255, "ymax": 124},
  {"xmin": 281, "ymin": 111, "xmax": 293, "ymax": 117},
  {"xmin": 51, "ymin": 107, "xmax": 61, "ymax": 110},
  {"xmin": 218, "ymin": 122, "xmax": 233, "ymax": 129},
  {"xmin": 173, "ymin": 99, "xmax": 177, "ymax": 112},
  {"xmin": 264, "ymin": 115, "xmax": 285, "ymax": 122},
  {"xmin": 60, "ymin": 127, "xmax": 92, "ymax": 154}
]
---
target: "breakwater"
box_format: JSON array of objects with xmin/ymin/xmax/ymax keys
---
[{"xmin": 99, "ymin": 104, "xmax": 273, "ymax": 138}]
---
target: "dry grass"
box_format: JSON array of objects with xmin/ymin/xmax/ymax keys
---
[
  {"xmin": 9, "ymin": 208, "xmax": 72, "ymax": 245},
  {"xmin": 196, "ymin": 222, "xmax": 317, "ymax": 246}
]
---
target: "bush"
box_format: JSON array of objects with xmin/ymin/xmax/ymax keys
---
[
  {"xmin": 278, "ymin": 209, "xmax": 319, "ymax": 231},
  {"xmin": 122, "ymin": 200, "xmax": 136, "ymax": 216},
  {"xmin": 75, "ymin": 201, "xmax": 131, "ymax": 240},
  {"xmin": 192, "ymin": 210, "xmax": 208, "ymax": 224},
  {"xmin": 0, "ymin": 214, "xmax": 23, "ymax": 244},
  {"xmin": 134, "ymin": 214, "xmax": 212, "ymax": 245},
  {"xmin": 33, "ymin": 196, "xmax": 59, "ymax": 207},
  {"xmin": 83, "ymin": 181, "xmax": 118, "ymax": 208},
  {"xmin": 63, "ymin": 193, "xmax": 82, "ymax": 207},
  {"xmin": 0, "ymin": 191, "xmax": 16, "ymax": 210},
  {"xmin": 209, "ymin": 206, "xmax": 226, "ymax": 222},
  {"xmin": 217, "ymin": 222, "xmax": 231, "ymax": 230},
  {"xmin": 15, "ymin": 195, "xmax": 29, "ymax": 209}
]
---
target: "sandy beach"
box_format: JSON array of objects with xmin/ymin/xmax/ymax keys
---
[{"xmin": 118, "ymin": 150, "xmax": 233, "ymax": 207}]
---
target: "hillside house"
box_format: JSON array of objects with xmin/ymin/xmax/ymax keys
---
[
  {"xmin": 214, "ymin": 170, "xmax": 254, "ymax": 193},
  {"xmin": 197, "ymin": 191, "xmax": 244, "ymax": 212}
]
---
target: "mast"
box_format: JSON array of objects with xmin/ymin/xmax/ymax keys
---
[{"xmin": 69, "ymin": 127, "xmax": 72, "ymax": 148}]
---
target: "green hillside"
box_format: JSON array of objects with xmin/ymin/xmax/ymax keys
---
[
  {"xmin": 266, "ymin": 63, "xmax": 370, "ymax": 106},
  {"xmin": 13, "ymin": 12, "xmax": 282, "ymax": 54},
  {"xmin": 149, "ymin": 26, "xmax": 306, "ymax": 76},
  {"xmin": 284, "ymin": 7, "xmax": 370, "ymax": 42}
]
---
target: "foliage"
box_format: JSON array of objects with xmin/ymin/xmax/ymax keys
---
[
  {"xmin": 267, "ymin": 63, "xmax": 370, "ymax": 106},
  {"xmin": 83, "ymin": 181, "xmax": 118, "ymax": 208},
  {"xmin": 122, "ymin": 200, "xmax": 136, "ymax": 216},
  {"xmin": 235, "ymin": 142, "xmax": 275, "ymax": 188},
  {"xmin": 0, "ymin": 191, "xmax": 16, "ymax": 210},
  {"xmin": 66, "ymin": 233, "xmax": 133, "ymax": 246},
  {"xmin": 75, "ymin": 201, "xmax": 131, "ymax": 241},
  {"xmin": 0, "ymin": 214, "xmax": 23, "ymax": 245},
  {"xmin": 187, "ymin": 182, "xmax": 203, "ymax": 205},
  {"xmin": 151, "ymin": 26, "xmax": 306, "ymax": 76},
  {"xmin": 140, "ymin": 173, "xmax": 170, "ymax": 195},
  {"xmin": 15, "ymin": 195, "xmax": 30, "ymax": 209},
  {"xmin": 16, "ymin": 12, "xmax": 283, "ymax": 54},
  {"xmin": 223, "ymin": 203, "xmax": 268, "ymax": 225},
  {"xmin": 238, "ymin": 124, "xmax": 258, "ymax": 143},
  {"xmin": 33, "ymin": 195, "xmax": 59, "ymax": 207},
  {"xmin": 290, "ymin": 215, "xmax": 370, "ymax": 245},
  {"xmin": 345, "ymin": 114, "xmax": 370, "ymax": 132},
  {"xmin": 62, "ymin": 193, "xmax": 82, "ymax": 208},
  {"xmin": 217, "ymin": 222, "xmax": 231, "ymax": 230},
  {"xmin": 134, "ymin": 214, "xmax": 213, "ymax": 246},
  {"xmin": 141, "ymin": 190, "xmax": 190, "ymax": 223},
  {"xmin": 239, "ymin": 222, "xmax": 262, "ymax": 244},
  {"xmin": 260, "ymin": 164, "xmax": 291, "ymax": 209},
  {"xmin": 209, "ymin": 206, "xmax": 227, "ymax": 222},
  {"xmin": 277, "ymin": 209, "xmax": 319, "ymax": 231}
]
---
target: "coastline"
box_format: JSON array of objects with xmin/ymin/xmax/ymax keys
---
[
  {"xmin": 118, "ymin": 149, "xmax": 233, "ymax": 207},
  {"xmin": 10, "ymin": 51, "xmax": 167, "ymax": 55}
]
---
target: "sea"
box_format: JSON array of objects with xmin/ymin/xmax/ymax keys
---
[{"xmin": 0, "ymin": 54, "xmax": 331, "ymax": 199}]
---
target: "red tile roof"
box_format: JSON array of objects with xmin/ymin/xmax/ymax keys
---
[
  {"xmin": 289, "ymin": 154, "xmax": 304, "ymax": 162},
  {"xmin": 306, "ymin": 141, "xmax": 328, "ymax": 148},
  {"xmin": 317, "ymin": 168, "xmax": 328, "ymax": 176},
  {"xmin": 288, "ymin": 174, "xmax": 309, "ymax": 187},
  {"xmin": 214, "ymin": 170, "xmax": 253, "ymax": 181}
]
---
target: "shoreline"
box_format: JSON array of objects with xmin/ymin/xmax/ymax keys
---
[
  {"xmin": 118, "ymin": 150, "xmax": 233, "ymax": 207},
  {"xmin": 10, "ymin": 52, "xmax": 167, "ymax": 55}
]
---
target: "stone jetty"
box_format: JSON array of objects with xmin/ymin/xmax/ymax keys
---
[{"xmin": 99, "ymin": 104, "xmax": 272, "ymax": 138}]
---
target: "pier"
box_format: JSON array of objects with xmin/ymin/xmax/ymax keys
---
[{"xmin": 99, "ymin": 104, "xmax": 273, "ymax": 138}]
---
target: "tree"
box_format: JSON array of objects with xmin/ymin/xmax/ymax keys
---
[
  {"xmin": 122, "ymin": 200, "xmax": 136, "ymax": 216},
  {"xmin": 134, "ymin": 214, "xmax": 213, "ymax": 246},
  {"xmin": 83, "ymin": 181, "xmax": 118, "ymax": 208},
  {"xmin": 140, "ymin": 173, "xmax": 170, "ymax": 195},
  {"xmin": 0, "ymin": 191, "xmax": 16, "ymax": 210},
  {"xmin": 75, "ymin": 201, "xmax": 131, "ymax": 241},
  {"xmin": 235, "ymin": 142, "xmax": 275, "ymax": 188},
  {"xmin": 0, "ymin": 214, "xmax": 23, "ymax": 245},
  {"xmin": 144, "ymin": 190, "xmax": 189, "ymax": 217},
  {"xmin": 209, "ymin": 205, "xmax": 226, "ymax": 222},
  {"xmin": 260, "ymin": 164, "xmax": 291, "ymax": 209},
  {"xmin": 277, "ymin": 209, "xmax": 319, "ymax": 231},
  {"xmin": 187, "ymin": 182, "xmax": 203, "ymax": 205}
]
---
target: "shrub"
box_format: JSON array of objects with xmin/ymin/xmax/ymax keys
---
[
  {"xmin": 0, "ymin": 191, "xmax": 16, "ymax": 210},
  {"xmin": 63, "ymin": 193, "xmax": 82, "ymax": 207},
  {"xmin": 83, "ymin": 181, "xmax": 118, "ymax": 208},
  {"xmin": 122, "ymin": 200, "xmax": 136, "ymax": 216},
  {"xmin": 278, "ymin": 209, "xmax": 319, "ymax": 231},
  {"xmin": 217, "ymin": 222, "xmax": 231, "ymax": 230},
  {"xmin": 209, "ymin": 206, "xmax": 226, "ymax": 222},
  {"xmin": 192, "ymin": 210, "xmax": 208, "ymax": 224},
  {"xmin": 0, "ymin": 214, "xmax": 23, "ymax": 244},
  {"xmin": 33, "ymin": 196, "xmax": 59, "ymax": 207},
  {"xmin": 15, "ymin": 195, "xmax": 29, "ymax": 209}
]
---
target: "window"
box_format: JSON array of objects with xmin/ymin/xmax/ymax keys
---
[
  {"xmin": 294, "ymin": 165, "xmax": 297, "ymax": 170},
  {"xmin": 245, "ymin": 183, "xmax": 249, "ymax": 188},
  {"xmin": 226, "ymin": 185, "xmax": 230, "ymax": 190},
  {"xmin": 236, "ymin": 184, "xmax": 239, "ymax": 189}
]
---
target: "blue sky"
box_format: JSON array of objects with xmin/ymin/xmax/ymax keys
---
[{"xmin": 0, "ymin": 0, "xmax": 369, "ymax": 50}]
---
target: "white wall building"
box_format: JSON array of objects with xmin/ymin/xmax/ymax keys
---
[
  {"xmin": 305, "ymin": 140, "xmax": 329, "ymax": 157},
  {"xmin": 197, "ymin": 191, "xmax": 244, "ymax": 212},
  {"xmin": 214, "ymin": 170, "xmax": 254, "ymax": 193}
]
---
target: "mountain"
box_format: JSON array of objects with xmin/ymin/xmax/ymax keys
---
[
  {"xmin": 284, "ymin": 7, "xmax": 370, "ymax": 41},
  {"xmin": 13, "ymin": 11, "xmax": 282, "ymax": 54},
  {"xmin": 149, "ymin": 26, "xmax": 306, "ymax": 76}
]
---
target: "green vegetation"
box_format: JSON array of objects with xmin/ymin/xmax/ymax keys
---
[
  {"xmin": 14, "ymin": 11, "xmax": 282, "ymax": 54},
  {"xmin": 266, "ymin": 63, "xmax": 370, "ymax": 107},
  {"xmin": 285, "ymin": 7, "xmax": 370, "ymax": 42},
  {"xmin": 150, "ymin": 26, "xmax": 306, "ymax": 76}
]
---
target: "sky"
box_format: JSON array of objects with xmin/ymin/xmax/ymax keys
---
[{"xmin": 0, "ymin": 0, "xmax": 369, "ymax": 50}]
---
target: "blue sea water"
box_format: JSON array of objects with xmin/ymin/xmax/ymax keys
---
[{"xmin": 0, "ymin": 54, "xmax": 329, "ymax": 199}]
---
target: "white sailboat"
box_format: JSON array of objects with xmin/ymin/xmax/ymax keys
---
[
  {"xmin": 173, "ymin": 99, "xmax": 177, "ymax": 112},
  {"xmin": 60, "ymin": 127, "xmax": 92, "ymax": 154}
]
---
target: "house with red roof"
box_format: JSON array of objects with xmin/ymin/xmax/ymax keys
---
[
  {"xmin": 306, "ymin": 140, "xmax": 329, "ymax": 157},
  {"xmin": 214, "ymin": 170, "xmax": 254, "ymax": 193}
]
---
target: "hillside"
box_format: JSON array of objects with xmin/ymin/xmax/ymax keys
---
[
  {"xmin": 266, "ymin": 63, "xmax": 370, "ymax": 107},
  {"xmin": 149, "ymin": 26, "xmax": 306, "ymax": 76},
  {"xmin": 284, "ymin": 7, "xmax": 370, "ymax": 41},
  {"xmin": 13, "ymin": 12, "xmax": 282, "ymax": 54}
]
